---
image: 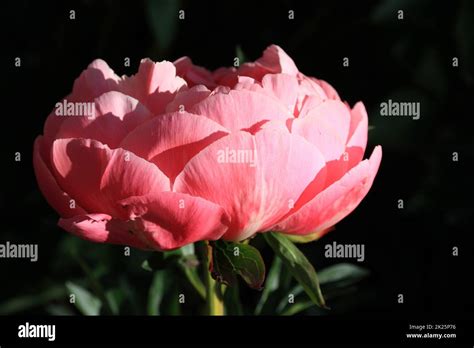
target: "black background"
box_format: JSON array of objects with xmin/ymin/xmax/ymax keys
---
[{"xmin": 0, "ymin": 0, "xmax": 473, "ymax": 334}]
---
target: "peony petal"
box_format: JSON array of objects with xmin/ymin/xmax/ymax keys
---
[
  {"xmin": 234, "ymin": 76, "xmax": 260, "ymax": 90},
  {"xmin": 273, "ymin": 146, "xmax": 382, "ymax": 236},
  {"xmin": 292, "ymin": 100, "xmax": 351, "ymax": 162},
  {"xmin": 236, "ymin": 45, "xmax": 299, "ymax": 81},
  {"xmin": 120, "ymin": 112, "xmax": 228, "ymax": 181},
  {"xmin": 255, "ymin": 45, "xmax": 299, "ymax": 75},
  {"xmin": 257, "ymin": 118, "xmax": 293, "ymax": 133},
  {"xmin": 71, "ymin": 59, "xmax": 121, "ymax": 102},
  {"xmin": 342, "ymin": 102, "xmax": 369, "ymax": 170},
  {"xmin": 237, "ymin": 62, "xmax": 268, "ymax": 82},
  {"xmin": 344, "ymin": 146, "xmax": 365, "ymax": 172},
  {"xmin": 119, "ymin": 192, "xmax": 230, "ymax": 250},
  {"xmin": 54, "ymin": 91, "xmax": 152, "ymax": 149},
  {"xmin": 33, "ymin": 136, "xmax": 86, "ymax": 218},
  {"xmin": 174, "ymin": 56, "xmax": 217, "ymax": 88},
  {"xmin": 297, "ymin": 95, "xmax": 325, "ymax": 117},
  {"xmin": 213, "ymin": 67, "xmax": 238, "ymax": 87},
  {"xmin": 51, "ymin": 138, "xmax": 169, "ymax": 216},
  {"xmin": 174, "ymin": 128, "xmax": 326, "ymax": 241},
  {"xmin": 165, "ymin": 85, "xmax": 211, "ymax": 113},
  {"xmin": 46, "ymin": 60, "xmax": 121, "ymax": 152},
  {"xmin": 261, "ymin": 73, "xmax": 299, "ymax": 113},
  {"xmin": 314, "ymin": 79, "xmax": 341, "ymax": 100},
  {"xmin": 295, "ymin": 75, "xmax": 328, "ymax": 116},
  {"xmin": 347, "ymin": 101, "xmax": 369, "ymax": 150},
  {"xmin": 58, "ymin": 213, "xmax": 150, "ymax": 249},
  {"xmin": 189, "ymin": 89, "xmax": 292, "ymax": 131},
  {"xmin": 117, "ymin": 59, "xmax": 187, "ymax": 115}
]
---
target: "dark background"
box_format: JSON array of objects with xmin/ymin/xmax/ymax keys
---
[{"xmin": 0, "ymin": 0, "xmax": 473, "ymax": 318}]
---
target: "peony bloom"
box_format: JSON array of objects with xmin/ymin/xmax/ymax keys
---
[{"xmin": 33, "ymin": 45, "xmax": 381, "ymax": 251}]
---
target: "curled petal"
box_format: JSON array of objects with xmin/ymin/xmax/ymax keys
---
[
  {"xmin": 273, "ymin": 146, "xmax": 382, "ymax": 236},
  {"xmin": 347, "ymin": 101, "xmax": 369, "ymax": 150},
  {"xmin": 119, "ymin": 192, "xmax": 230, "ymax": 250},
  {"xmin": 33, "ymin": 136, "xmax": 86, "ymax": 218},
  {"xmin": 58, "ymin": 213, "xmax": 149, "ymax": 249}
]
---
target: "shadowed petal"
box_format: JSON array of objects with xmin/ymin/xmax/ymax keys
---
[
  {"xmin": 58, "ymin": 213, "xmax": 150, "ymax": 249},
  {"xmin": 119, "ymin": 192, "xmax": 230, "ymax": 250},
  {"xmin": 33, "ymin": 136, "xmax": 86, "ymax": 218},
  {"xmin": 120, "ymin": 112, "xmax": 228, "ymax": 181},
  {"xmin": 55, "ymin": 91, "xmax": 152, "ymax": 149}
]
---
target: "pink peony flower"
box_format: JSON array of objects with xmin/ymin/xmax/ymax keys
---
[{"xmin": 33, "ymin": 45, "xmax": 381, "ymax": 251}]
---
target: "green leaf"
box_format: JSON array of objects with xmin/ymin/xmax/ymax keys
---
[
  {"xmin": 141, "ymin": 246, "xmax": 196, "ymax": 272},
  {"xmin": 318, "ymin": 263, "xmax": 370, "ymax": 300},
  {"xmin": 255, "ymin": 256, "xmax": 282, "ymax": 315},
  {"xmin": 147, "ymin": 270, "xmax": 168, "ymax": 315},
  {"xmin": 146, "ymin": 0, "xmax": 180, "ymax": 54},
  {"xmin": 211, "ymin": 240, "xmax": 266, "ymax": 290},
  {"xmin": 319, "ymin": 263, "xmax": 370, "ymax": 299},
  {"xmin": 276, "ymin": 284, "xmax": 305, "ymax": 313},
  {"xmin": 0, "ymin": 285, "xmax": 66, "ymax": 315},
  {"xmin": 105, "ymin": 287, "xmax": 125, "ymax": 315},
  {"xmin": 223, "ymin": 276, "xmax": 244, "ymax": 315},
  {"xmin": 65, "ymin": 281, "xmax": 102, "ymax": 315},
  {"xmin": 318, "ymin": 263, "xmax": 370, "ymax": 286},
  {"xmin": 142, "ymin": 246, "xmax": 205, "ymax": 299},
  {"xmin": 45, "ymin": 304, "xmax": 75, "ymax": 316},
  {"xmin": 235, "ymin": 45, "xmax": 247, "ymax": 64},
  {"xmin": 264, "ymin": 232, "xmax": 327, "ymax": 308},
  {"xmin": 161, "ymin": 280, "xmax": 182, "ymax": 315},
  {"xmin": 118, "ymin": 277, "xmax": 141, "ymax": 315},
  {"xmin": 72, "ymin": 253, "xmax": 114, "ymax": 314},
  {"xmin": 141, "ymin": 251, "xmax": 178, "ymax": 271},
  {"xmin": 280, "ymin": 300, "xmax": 315, "ymax": 316},
  {"xmin": 178, "ymin": 256, "xmax": 206, "ymax": 299}
]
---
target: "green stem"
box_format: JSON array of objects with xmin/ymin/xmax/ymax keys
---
[
  {"xmin": 205, "ymin": 267, "xmax": 224, "ymax": 316},
  {"xmin": 73, "ymin": 253, "xmax": 115, "ymax": 315},
  {"xmin": 182, "ymin": 267, "xmax": 206, "ymax": 300},
  {"xmin": 198, "ymin": 242, "xmax": 224, "ymax": 315}
]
